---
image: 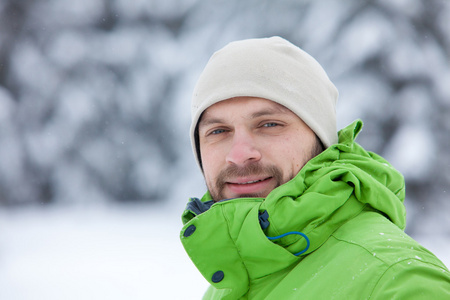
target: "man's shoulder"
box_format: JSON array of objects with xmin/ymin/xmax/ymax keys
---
[{"xmin": 331, "ymin": 210, "xmax": 447, "ymax": 269}]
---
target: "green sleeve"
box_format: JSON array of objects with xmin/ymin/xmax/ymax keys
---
[{"xmin": 370, "ymin": 259, "xmax": 450, "ymax": 299}]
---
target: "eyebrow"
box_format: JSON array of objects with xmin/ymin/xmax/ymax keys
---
[
  {"xmin": 250, "ymin": 106, "xmax": 288, "ymax": 119},
  {"xmin": 199, "ymin": 105, "xmax": 289, "ymax": 128},
  {"xmin": 198, "ymin": 117, "xmax": 226, "ymax": 127}
]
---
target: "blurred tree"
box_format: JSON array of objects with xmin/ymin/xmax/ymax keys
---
[{"xmin": 0, "ymin": 0, "xmax": 449, "ymax": 225}]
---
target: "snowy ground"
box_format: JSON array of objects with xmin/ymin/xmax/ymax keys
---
[
  {"xmin": 0, "ymin": 203, "xmax": 209, "ymax": 300},
  {"xmin": 0, "ymin": 202, "xmax": 448, "ymax": 300}
]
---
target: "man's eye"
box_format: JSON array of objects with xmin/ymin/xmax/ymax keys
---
[
  {"xmin": 263, "ymin": 122, "xmax": 279, "ymax": 128},
  {"xmin": 210, "ymin": 129, "xmax": 226, "ymax": 135}
]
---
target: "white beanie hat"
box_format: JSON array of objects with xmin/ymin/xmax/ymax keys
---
[{"xmin": 191, "ymin": 36, "xmax": 338, "ymax": 169}]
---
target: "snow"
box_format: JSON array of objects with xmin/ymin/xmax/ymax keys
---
[
  {"xmin": 0, "ymin": 203, "xmax": 448, "ymax": 300},
  {"xmin": 0, "ymin": 203, "xmax": 209, "ymax": 300}
]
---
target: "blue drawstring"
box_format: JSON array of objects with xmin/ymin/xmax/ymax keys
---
[
  {"xmin": 267, "ymin": 231, "xmax": 310, "ymax": 256},
  {"xmin": 259, "ymin": 210, "xmax": 310, "ymax": 256}
]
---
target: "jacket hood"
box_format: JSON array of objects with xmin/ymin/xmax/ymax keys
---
[
  {"xmin": 259, "ymin": 119, "xmax": 406, "ymax": 256},
  {"xmin": 180, "ymin": 119, "xmax": 406, "ymax": 299}
]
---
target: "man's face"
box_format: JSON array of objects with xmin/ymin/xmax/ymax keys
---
[{"xmin": 198, "ymin": 97, "xmax": 320, "ymax": 201}]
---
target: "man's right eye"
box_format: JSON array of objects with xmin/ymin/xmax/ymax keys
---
[{"xmin": 210, "ymin": 129, "xmax": 226, "ymax": 135}]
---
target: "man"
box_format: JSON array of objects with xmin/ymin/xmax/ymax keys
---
[{"xmin": 180, "ymin": 36, "xmax": 450, "ymax": 299}]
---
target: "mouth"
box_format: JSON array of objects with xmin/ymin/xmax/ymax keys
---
[
  {"xmin": 234, "ymin": 177, "xmax": 272, "ymax": 185},
  {"xmin": 225, "ymin": 176, "xmax": 274, "ymax": 197}
]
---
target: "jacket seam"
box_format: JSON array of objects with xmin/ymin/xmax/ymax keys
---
[
  {"xmin": 329, "ymin": 234, "xmax": 390, "ymax": 296},
  {"xmin": 331, "ymin": 233, "xmax": 396, "ymax": 267},
  {"xmin": 367, "ymin": 258, "xmax": 449, "ymax": 299},
  {"xmin": 330, "ymin": 234, "xmax": 449, "ymax": 299}
]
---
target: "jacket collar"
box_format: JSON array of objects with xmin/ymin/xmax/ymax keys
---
[{"xmin": 182, "ymin": 198, "xmax": 300, "ymax": 298}]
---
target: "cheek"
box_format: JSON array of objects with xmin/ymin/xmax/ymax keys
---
[
  {"xmin": 201, "ymin": 146, "xmax": 223, "ymax": 180},
  {"xmin": 263, "ymin": 140, "xmax": 297, "ymax": 175},
  {"xmin": 277, "ymin": 138, "xmax": 308, "ymax": 174}
]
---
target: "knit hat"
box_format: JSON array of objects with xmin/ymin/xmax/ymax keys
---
[{"xmin": 190, "ymin": 36, "xmax": 338, "ymax": 169}]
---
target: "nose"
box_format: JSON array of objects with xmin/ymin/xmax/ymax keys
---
[{"xmin": 225, "ymin": 130, "xmax": 261, "ymax": 166}]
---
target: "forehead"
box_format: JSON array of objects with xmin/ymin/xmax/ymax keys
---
[{"xmin": 199, "ymin": 97, "xmax": 293, "ymax": 125}]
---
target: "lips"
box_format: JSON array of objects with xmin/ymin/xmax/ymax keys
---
[
  {"xmin": 225, "ymin": 176, "xmax": 274, "ymax": 197},
  {"xmin": 234, "ymin": 177, "xmax": 272, "ymax": 185}
]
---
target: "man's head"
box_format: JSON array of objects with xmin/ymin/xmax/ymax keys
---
[{"xmin": 190, "ymin": 36, "xmax": 338, "ymax": 201}]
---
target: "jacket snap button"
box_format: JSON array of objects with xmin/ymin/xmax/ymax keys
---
[
  {"xmin": 212, "ymin": 271, "xmax": 224, "ymax": 283},
  {"xmin": 183, "ymin": 225, "xmax": 196, "ymax": 237}
]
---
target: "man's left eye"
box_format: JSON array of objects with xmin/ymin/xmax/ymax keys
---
[{"xmin": 263, "ymin": 123, "xmax": 278, "ymax": 128}]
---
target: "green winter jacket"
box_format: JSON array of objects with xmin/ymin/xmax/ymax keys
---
[{"xmin": 180, "ymin": 120, "xmax": 450, "ymax": 299}]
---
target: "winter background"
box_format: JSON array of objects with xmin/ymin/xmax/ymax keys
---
[{"xmin": 0, "ymin": 0, "xmax": 449, "ymax": 299}]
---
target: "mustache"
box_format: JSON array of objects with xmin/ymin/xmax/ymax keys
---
[{"xmin": 216, "ymin": 163, "xmax": 283, "ymax": 194}]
